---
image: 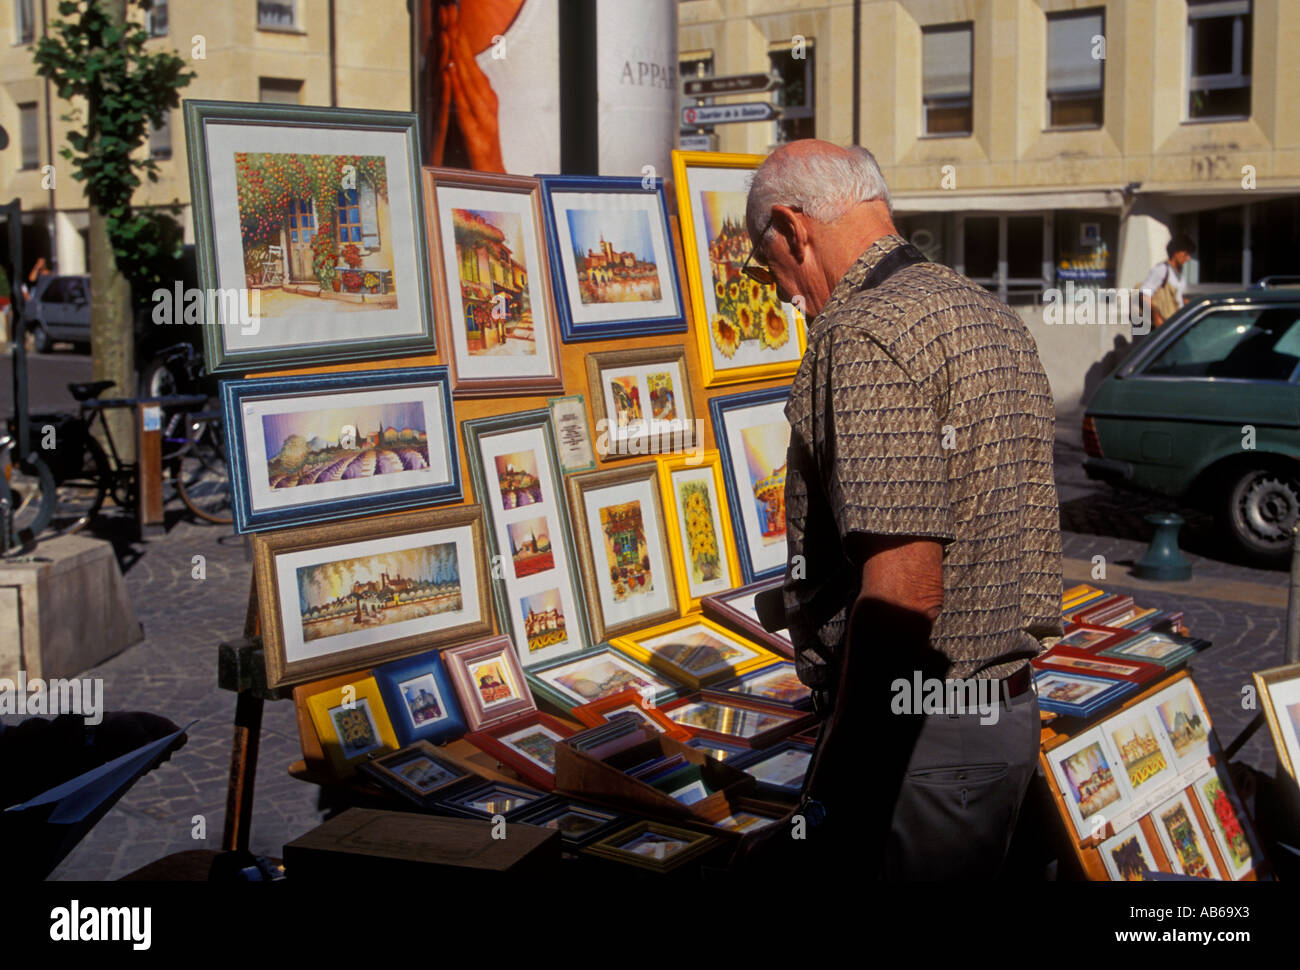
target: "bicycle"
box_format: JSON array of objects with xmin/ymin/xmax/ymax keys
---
[{"xmin": 5, "ymin": 380, "xmax": 233, "ymax": 538}]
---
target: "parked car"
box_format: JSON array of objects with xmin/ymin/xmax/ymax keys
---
[
  {"xmin": 25, "ymin": 274, "xmax": 91, "ymax": 351},
  {"xmin": 1083, "ymin": 287, "xmax": 1300, "ymax": 566}
]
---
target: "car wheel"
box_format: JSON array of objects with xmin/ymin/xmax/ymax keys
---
[
  {"xmin": 31, "ymin": 322, "xmax": 52, "ymax": 353},
  {"xmin": 1223, "ymin": 466, "xmax": 1300, "ymax": 566}
]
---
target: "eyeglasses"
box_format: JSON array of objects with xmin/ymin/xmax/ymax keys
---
[{"xmin": 740, "ymin": 213, "xmax": 777, "ymax": 286}]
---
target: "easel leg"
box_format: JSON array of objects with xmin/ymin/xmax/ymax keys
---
[{"xmin": 222, "ymin": 690, "xmax": 264, "ymax": 853}]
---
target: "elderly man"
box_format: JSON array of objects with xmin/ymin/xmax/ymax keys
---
[{"xmin": 743, "ymin": 141, "xmax": 1062, "ymax": 879}]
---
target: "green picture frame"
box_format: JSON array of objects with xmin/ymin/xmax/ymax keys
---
[{"xmin": 183, "ymin": 99, "xmax": 437, "ymax": 373}]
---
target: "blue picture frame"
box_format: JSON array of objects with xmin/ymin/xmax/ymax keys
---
[
  {"xmin": 1034, "ymin": 669, "xmax": 1137, "ymax": 719},
  {"xmin": 538, "ymin": 174, "xmax": 686, "ymax": 342},
  {"xmin": 221, "ymin": 364, "xmax": 461, "ymax": 533},
  {"xmin": 708, "ymin": 385, "xmax": 792, "ymax": 584},
  {"xmin": 373, "ymin": 648, "xmax": 468, "ymax": 747}
]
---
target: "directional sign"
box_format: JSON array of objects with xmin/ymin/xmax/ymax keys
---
[
  {"xmin": 682, "ymin": 102, "xmax": 780, "ymax": 127},
  {"xmin": 679, "ymin": 133, "xmax": 717, "ymax": 151},
  {"xmin": 683, "ymin": 73, "xmax": 781, "ymax": 98}
]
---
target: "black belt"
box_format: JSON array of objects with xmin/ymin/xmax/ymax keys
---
[{"xmin": 1002, "ymin": 662, "xmax": 1033, "ymax": 700}]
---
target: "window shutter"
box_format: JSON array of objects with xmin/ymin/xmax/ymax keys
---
[
  {"xmin": 923, "ymin": 26, "xmax": 972, "ymax": 99},
  {"xmin": 1048, "ymin": 13, "xmax": 1103, "ymax": 94},
  {"xmin": 360, "ymin": 181, "xmax": 379, "ymax": 248}
]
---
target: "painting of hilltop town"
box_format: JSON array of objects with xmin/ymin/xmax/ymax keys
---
[
  {"xmin": 262, "ymin": 401, "xmax": 430, "ymax": 489},
  {"xmin": 566, "ymin": 208, "xmax": 661, "ymax": 304},
  {"xmin": 296, "ymin": 541, "xmax": 462, "ymax": 643}
]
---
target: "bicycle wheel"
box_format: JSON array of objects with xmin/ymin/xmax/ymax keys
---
[
  {"xmin": 177, "ymin": 421, "xmax": 233, "ymax": 525},
  {"xmin": 47, "ymin": 436, "xmax": 111, "ymax": 535},
  {"xmin": 3, "ymin": 453, "xmax": 57, "ymax": 545}
]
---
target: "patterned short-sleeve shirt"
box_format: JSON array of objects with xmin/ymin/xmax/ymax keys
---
[{"xmin": 782, "ymin": 233, "xmax": 1063, "ymax": 686}]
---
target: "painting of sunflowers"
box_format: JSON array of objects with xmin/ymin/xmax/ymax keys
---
[
  {"xmin": 702, "ymin": 192, "xmax": 789, "ymax": 360},
  {"xmin": 658, "ymin": 453, "xmax": 738, "ymax": 610}
]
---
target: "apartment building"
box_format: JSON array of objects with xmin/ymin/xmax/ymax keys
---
[{"xmin": 0, "ymin": 0, "xmax": 411, "ymax": 279}]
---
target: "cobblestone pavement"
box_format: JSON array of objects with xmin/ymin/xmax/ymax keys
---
[{"xmin": 21, "ymin": 415, "xmax": 1297, "ymax": 879}]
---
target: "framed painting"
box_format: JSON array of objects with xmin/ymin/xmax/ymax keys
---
[
  {"xmin": 461, "ymin": 410, "xmax": 592, "ymax": 668},
  {"xmin": 1193, "ymin": 764, "xmax": 1263, "ymax": 880},
  {"xmin": 1099, "ymin": 703, "xmax": 1180, "ymax": 800},
  {"xmin": 585, "ymin": 346, "xmax": 696, "ymax": 461},
  {"xmin": 670, "ymin": 150, "xmax": 806, "ymax": 387},
  {"xmin": 183, "ymin": 100, "xmax": 435, "ymax": 373},
  {"xmin": 700, "ymin": 578, "xmax": 794, "ymax": 659},
  {"xmin": 613, "ymin": 616, "xmax": 776, "ymax": 690},
  {"xmin": 222, "ymin": 365, "xmax": 460, "ymax": 533},
  {"xmin": 711, "ymin": 661, "xmax": 812, "ymax": 711},
  {"xmin": 373, "ymin": 648, "xmax": 466, "ymax": 747},
  {"xmin": 1148, "ymin": 679, "xmax": 1215, "ymax": 770},
  {"xmin": 1032, "ymin": 648, "xmax": 1163, "ymax": 687},
  {"xmin": 538, "ymin": 174, "xmax": 686, "ymax": 341},
  {"xmin": 466, "ymin": 713, "xmax": 576, "ymax": 791},
  {"xmin": 1052, "ymin": 623, "xmax": 1137, "ymax": 654},
  {"xmin": 660, "ymin": 693, "xmax": 811, "ymax": 749},
  {"xmin": 1098, "ymin": 821, "xmax": 1164, "ymax": 881},
  {"xmin": 514, "ymin": 800, "xmax": 628, "ymax": 849},
  {"xmin": 583, "ymin": 820, "xmax": 718, "ymax": 873},
  {"xmin": 571, "ymin": 687, "xmax": 693, "ymax": 741},
  {"xmin": 526, "ymin": 644, "xmax": 684, "ymax": 712},
  {"xmin": 565, "ymin": 463, "xmax": 680, "ymax": 643},
  {"xmin": 1151, "ymin": 789, "xmax": 1222, "ymax": 880},
  {"xmin": 1034, "ymin": 669, "xmax": 1136, "ymax": 719},
  {"xmin": 1098, "ymin": 630, "xmax": 1204, "ymax": 670},
  {"xmin": 729, "ymin": 739, "xmax": 815, "ymax": 797},
  {"xmin": 423, "ymin": 167, "xmax": 564, "ymax": 397},
  {"xmin": 435, "ymin": 780, "xmax": 551, "ymax": 822},
  {"xmin": 251, "ymin": 506, "xmax": 493, "ymax": 688},
  {"xmin": 441, "ymin": 635, "xmax": 535, "ymax": 733},
  {"xmin": 709, "ymin": 386, "xmax": 791, "ymax": 583},
  {"xmin": 1253, "ymin": 662, "xmax": 1300, "ymax": 782},
  {"xmin": 358, "ymin": 740, "xmax": 473, "ymax": 805},
  {"xmin": 657, "ymin": 450, "xmax": 740, "ymax": 613},
  {"xmin": 1046, "ymin": 725, "xmax": 1133, "ymax": 841},
  {"xmin": 304, "ymin": 675, "xmax": 399, "ymax": 776}
]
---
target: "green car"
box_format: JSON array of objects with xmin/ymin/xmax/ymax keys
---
[{"xmin": 1083, "ymin": 287, "xmax": 1300, "ymax": 566}]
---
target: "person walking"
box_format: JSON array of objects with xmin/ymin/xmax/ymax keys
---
[{"xmin": 1139, "ymin": 234, "xmax": 1197, "ymax": 329}]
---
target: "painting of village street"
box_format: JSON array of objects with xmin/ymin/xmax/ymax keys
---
[
  {"xmin": 451, "ymin": 208, "xmax": 536, "ymax": 356},
  {"xmin": 599, "ymin": 501, "xmax": 654, "ymax": 603},
  {"xmin": 741, "ymin": 421, "xmax": 788, "ymax": 546},
  {"xmin": 295, "ymin": 541, "xmax": 462, "ymax": 642},
  {"xmin": 262, "ymin": 401, "xmax": 430, "ymax": 488},
  {"xmin": 521, "ymin": 587, "xmax": 567, "ymax": 653},
  {"xmin": 566, "ymin": 207, "xmax": 661, "ymax": 304},
  {"xmin": 235, "ymin": 152, "xmax": 397, "ymax": 315},
  {"xmin": 699, "ymin": 189, "xmax": 788, "ymax": 359}
]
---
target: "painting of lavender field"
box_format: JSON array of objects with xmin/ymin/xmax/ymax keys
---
[{"xmin": 263, "ymin": 401, "xmax": 430, "ymax": 489}]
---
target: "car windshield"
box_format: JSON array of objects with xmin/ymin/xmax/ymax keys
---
[{"xmin": 1142, "ymin": 306, "xmax": 1300, "ymax": 381}]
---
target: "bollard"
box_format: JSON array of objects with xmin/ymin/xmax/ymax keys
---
[{"xmin": 1132, "ymin": 512, "xmax": 1192, "ymax": 581}]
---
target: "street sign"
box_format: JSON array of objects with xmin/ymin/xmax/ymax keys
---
[
  {"xmin": 681, "ymin": 102, "xmax": 780, "ymax": 127},
  {"xmin": 679, "ymin": 133, "xmax": 716, "ymax": 151},
  {"xmin": 683, "ymin": 73, "xmax": 780, "ymax": 97}
]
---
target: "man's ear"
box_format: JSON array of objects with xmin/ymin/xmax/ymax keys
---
[{"xmin": 770, "ymin": 204, "xmax": 807, "ymax": 263}]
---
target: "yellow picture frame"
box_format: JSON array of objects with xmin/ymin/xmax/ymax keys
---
[
  {"xmin": 305, "ymin": 675, "xmax": 400, "ymax": 776},
  {"xmin": 611, "ymin": 615, "xmax": 779, "ymax": 690},
  {"xmin": 670, "ymin": 149, "xmax": 807, "ymax": 387},
  {"xmin": 656, "ymin": 450, "xmax": 741, "ymax": 614}
]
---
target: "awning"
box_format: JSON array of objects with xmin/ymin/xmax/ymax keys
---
[{"xmin": 892, "ymin": 188, "xmax": 1126, "ymax": 213}]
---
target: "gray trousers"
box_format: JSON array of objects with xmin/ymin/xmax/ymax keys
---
[{"xmin": 883, "ymin": 687, "xmax": 1040, "ymax": 880}]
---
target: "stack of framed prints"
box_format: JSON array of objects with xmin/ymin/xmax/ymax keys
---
[
  {"xmin": 514, "ymin": 799, "xmax": 629, "ymax": 851},
  {"xmin": 571, "ymin": 687, "xmax": 693, "ymax": 742},
  {"xmin": 582, "ymin": 820, "xmax": 720, "ymax": 874}
]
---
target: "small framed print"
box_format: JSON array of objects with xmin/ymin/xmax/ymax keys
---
[
  {"xmin": 661, "ymin": 694, "xmax": 810, "ymax": 749},
  {"xmin": 423, "ymin": 167, "xmax": 564, "ymax": 397},
  {"xmin": 359, "ymin": 740, "xmax": 471, "ymax": 804},
  {"xmin": 462, "ymin": 410, "xmax": 592, "ymax": 669},
  {"xmin": 304, "ymin": 676, "xmax": 399, "ymax": 776},
  {"xmin": 730, "ymin": 740, "xmax": 815, "ymax": 796},
  {"xmin": 572, "ymin": 687, "xmax": 692, "ymax": 741},
  {"xmin": 701, "ymin": 578, "xmax": 794, "ymax": 659},
  {"xmin": 527, "ymin": 646, "xmax": 684, "ymax": 711},
  {"xmin": 614, "ymin": 616, "xmax": 777, "ymax": 690},
  {"xmin": 252, "ymin": 506, "xmax": 494, "ymax": 688},
  {"xmin": 538, "ymin": 174, "xmax": 686, "ymax": 342},
  {"xmin": 514, "ymin": 800, "xmax": 627, "ymax": 849},
  {"xmin": 1149, "ymin": 679, "xmax": 1214, "ymax": 769},
  {"xmin": 1193, "ymin": 765, "xmax": 1262, "ymax": 880},
  {"xmin": 566, "ymin": 463, "xmax": 680, "ymax": 643},
  {"xmin": 683, "ymin": 737, "xmax": 751, "ymax": 763},
  {"xmin": 437, "ymin": 780, "xmax": 550, "ymax": 821},
  {"xmin": 373, "ymin": 648, "xmax": 466, "ymax": 747},
  {"xmin": 1099, "ymin": 630, "xmax": 1204, "ymax": 670},
  {"xmin": 1046, "ymin": 726, "xmax": 1133, "ymax": 841},
  {"xmin": 183, "ymin": 100, "xmax": 436, "ymax": 373},
  {"xmin": 658, "ymin": 450, "xmax": 740, "ymax": 613},
  {"xmin": 1253, "ymin": 662, "xmax": 1300, "ymax": 783},
  {"xmin": 709, "ymin": 386, "xmax": 791, "ymax": 583},
  {"xmin": 670, "ymin": 150, "xmax": 806, "ymax": 387},
  {"xmin": 1032, "ymin": 647, "xmax": 1163, "ymax": 686},
  {"xmin": 222, "ymin": 366, "xmax": 460, "ymax": 534},
  {"xmin": 443, "ymin": 635, "xmax": 534, "ymax": 733},
  {"xmin": 467, "ymin": 714, "xmax": 575, "ymax": 791},
  {"xmin": 1151, "ymin": 789, "xmax": 1222, "ymax": 880},
  {"xmin": 547, "ymin": 394, "xmax": 597, "ymax": 474},
  {"xmin": 1099, "ymin": 821, "xmax": 1164, "ymax": 881},
  {"xmin": 1034, "ymin": 669, "xmax": 1136, "ymax": 719},
  {"xmin": 1101, "ymin": 704, "xmax": 1180, "ymax": 799},
  {"xmin": 712, "ymin": 661, "xmax": 812, "ymax": 710},
  {"xmin": 584, "ymin": 820, "xmax": 719, "ymax": 873},
  {"xmin": 586, "ymin": 346, "xmax": 696, "ymax": 461},
  {"xmin": 1053, "ymin": 623, "xmax": 1138, "ymax": 653}
]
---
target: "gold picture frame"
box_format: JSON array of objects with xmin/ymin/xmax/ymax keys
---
[
  {"xmin": 1254, "ymin": 662, "xmax": 1300, "ymax": 782},
  {"xmin": 584, "ymin": 344, "xmax": 696, "ymax": 461}
]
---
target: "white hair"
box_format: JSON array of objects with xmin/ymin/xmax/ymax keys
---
[{"xmin": 745, "ymin": 144, "xmax": 893, "ymax": 246}]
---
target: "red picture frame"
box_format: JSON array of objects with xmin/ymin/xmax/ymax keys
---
[
  {"xmin": 660, "ymin": 693, "xmax": 814, "ymax": 749},
  {"xmin": 700, "ymin": 578, "xmax": 794, "ymax": 660},
  {"xmin": 1032, "ymin": 646, "xmax": 1164, "ymax": 686},
  {"xmin": 465, "ymin": 711, "xmax": 575, "ymax": 791},
  {"xmin": 1052, "ymin": 622, "xmax": 1137, "ymax": 654},
  {"xmin": 572, "ymin": 687, "xmax": 692, "ymax": 741}
]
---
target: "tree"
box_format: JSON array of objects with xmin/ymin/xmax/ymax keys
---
[{"xmin": 33, "ymin": 0, "xmax": 194, "ymax": 461}]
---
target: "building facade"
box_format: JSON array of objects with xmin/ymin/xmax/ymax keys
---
[
  {"xmin": 0, "ymin": 0, "xmax": 411, "ymax": 282},
  {"xmin": 679, "ymin": 0, "xmax": 1300, "ymax": 413}
]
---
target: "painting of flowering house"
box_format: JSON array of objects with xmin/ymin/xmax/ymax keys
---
[{"xmin": 451, "ymin": 208, "xmax": 536, "ymax": 356}]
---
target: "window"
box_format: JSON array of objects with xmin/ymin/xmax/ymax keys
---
[
  {"xmin": 1187, "ymin": 0, "xmax": 1251, "ymax": 120},
  {"xmin": 146, "ymin": 0, "xmax": 168, "ymax": 36},
  {"xmin": 259, "ymin": 77, "xmax": 303, "ymax": 104},
  {"xmin": 149, "ymin": 113, "xmax": 171, "ymax": 160},
  {"xmin": 19, "ymin": 101, "xmax": 38, "ymax": 170},
  {"xmin": 770, "ymin": 41, "xmax": 814, "ymax": 143},
  {"xmin": 922, "ymin": 24, "xmax": 973, "ymax": 136},
  {"xmin": 287, "ymin": 198, "xmax": 315, "ymax": 245},
  {"xmin": 1143, "ymin": 306, "xmax": 1300, "ymax": 381},
  {"xmin": 14, "ymin": 0, "xmax": 34, "ymax": 44},
  {"xmin": 960, "ymin": 213, "xmax": 1051, "ymax": 303},
  {"xmin": 1047, "ymin": 10, "xmax": 1104, "ymax": 128},
  {"xmin": 258, "ymin": 0, "xmax": 297, "ymax": 30},
  {"xmin": 679, "ymin": 51, "xmax": 714, "ymax": 137},
  {"xmin": 337, "ymin": 189, "xmax": 362, "ymax": 244}
]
